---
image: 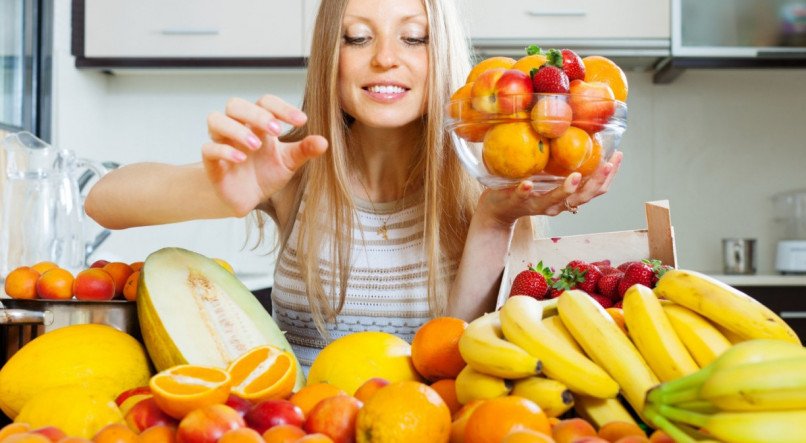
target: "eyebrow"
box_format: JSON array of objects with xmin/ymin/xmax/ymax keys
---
[{"xmin": 343, "ymin": 13, "xmax": 427, "ymax": 23}]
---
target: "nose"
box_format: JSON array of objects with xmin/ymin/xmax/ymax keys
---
[{"xmin": 371, "ymin": 36, "xmax": 399, "ymax": 69}]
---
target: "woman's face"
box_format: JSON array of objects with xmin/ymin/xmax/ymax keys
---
[{"xmin": 338, "ymin": 0, "xmax": 429, "ymax": 130}]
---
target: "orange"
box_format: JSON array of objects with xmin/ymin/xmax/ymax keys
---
[
  {"xmin": 218, "ymin": 428, "xmax": 263, "ymax": 443},
  {"xmin": 582, "ymin": 56, "xmax": 628, "ymax": 102},
  {"xmin": 136, "ymin": 425, "xmax": 176, "ymax": 443},
  {"xmin": 56, "ymin": 438, "xmax": 93, "ymax": 443},
  {"xmin": 466, "ymin": 57, "xmax": 516, "ymax": 83},
  {"xmin": 549, "ymin": 126, "xmax": 592, "ymax": 171},
  {"xmin": 0, "ymin": 424, "xmax": 32, "ymax": 442},
  {"xmin": 296, "ymin": 435, "xmax": 334, "ymax": 443},
  {"xmin": 149, "ymin": 364, "xmax": 232, "ymax": 419},
  {"xmin": 502, "ymin": 429, "xmax": 556, "ymax": 443},
  {"xmin": 449, "ymin": 83, "xmax": 493, "ymax": 142},
  {"xmin": 450, "ymin": 400, "xmax": 484, "ymax": 443},
  {"xmin": 429, "ymin": 379, "xmax": 461, "ymax": 416},
  {"xmin": 575, "ymin": 136, "xmax": 603, "ymax": 177},
  {"xmin": 0, "ymin": 434, "xmax": 51, "ymax": 443},
  {"xmin": 226, "ymin": 345, "xmax": 296, "ymax": 403},
  {"xmin": 129, "ymin": 262, "xmax": 144, "ymax": 272},
  {"xmin": 30, "ymin": 261, "xmax": 58, "ymax": 274},
  {"xmin": 4, "ymin": 266, "xmax": 41, "ymax": 299},
  {"xmin": 35, "ymin": 268, "xmax": 75, "ymax": 300},
  {"xmin": 411, "ymin": 317, "xmax": 467, "ymax": 381},
  {"xmin": 483, "ymin": 122, "xmax": 550, "ymax": 179},
  {"xmin": 512, "ymin": 54, "xmax": 548, "ymax": 78},
  {"xmin": 356, "ymin": 381, "xmax": 451, "ymax": 443},
  {"xmin": 354, "ymin": 378, "xmax": 389, "ymax": 404},
  {"xmin": 91, "ymin": 424, "xmax": 137, "ymax": 443},
  {"xmin": 261, "ymin": 425, "xmax": 305, "ymax": 443},
  {"xmin": 123, "ymin": 271, "xmax": 140, "ymax": 302},
  {"xmin": 102, "ymin": 262, "xmax": 134, "ymax": 298},
  {"xmin": 597, "ymin": 421, "xmax": 645, "ymax": 442},
  {"xmin": 464, "ymin": 397, "xmax": 551, "ymax": 443},
  {"xmin": 289, "ymin": 383, "xmax": 347, "ymax": 418}
]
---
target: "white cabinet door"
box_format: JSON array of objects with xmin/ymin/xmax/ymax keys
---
[
  {"xmin": 303, "ymin": 0, "xmax": 321, "ymax": 57},
  {"xmin": 84, "ymin": 0, "xmax": 304, "ymax": 58},
  {"xmin": 466, "ymin": 0, "xmax": 670, "ymax": 40}
]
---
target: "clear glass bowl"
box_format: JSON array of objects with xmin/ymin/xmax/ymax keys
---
[{"xmin": 445, "ymin": 92, "xmax": 627, "ymax": 190}]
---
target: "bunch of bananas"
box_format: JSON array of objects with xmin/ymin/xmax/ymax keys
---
[{"xmin": 644, "ymin": 339, "xmax": 806, "ymax": 443}]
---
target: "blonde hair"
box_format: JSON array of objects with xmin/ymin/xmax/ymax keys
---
[{"xmin": 255, "ymin": 0, "xmax": 479, "ymax": 338}]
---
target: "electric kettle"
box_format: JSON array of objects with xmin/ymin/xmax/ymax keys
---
[{"xmin": 0, "ymin": 132, "xmax": 114, "ymax": 278}]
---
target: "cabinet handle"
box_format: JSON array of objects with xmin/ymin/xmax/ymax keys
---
[
  {"xmin": 525, "ymin": 10, "xmax": 587, "ymax": 18},
  {"xmin": 159, "ymin": 28, "xmax": 220, "ymax": 36},
  {"xmin": 781, "ymin": 311, "xmax": 806, "ymax": 319}
]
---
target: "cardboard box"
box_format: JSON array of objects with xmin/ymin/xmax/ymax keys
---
[{"xmin": 497, "ymin": 200, "xmax": 677, "ymax": 307}]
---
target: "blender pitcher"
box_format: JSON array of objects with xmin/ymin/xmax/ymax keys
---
[{"xmin": 0, "ymin": 132, "xmax": 111, "ymax": 278}]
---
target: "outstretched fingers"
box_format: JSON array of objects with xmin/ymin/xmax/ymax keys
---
[{"xmin": 281, "ymin": 135, "xmax": 329, "ymax": 172}]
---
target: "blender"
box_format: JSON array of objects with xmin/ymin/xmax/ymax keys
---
[{"xmin": 773, "ymin": 189, "xmax": 806, "ymax": 274}]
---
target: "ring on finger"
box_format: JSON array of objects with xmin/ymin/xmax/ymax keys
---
[{"xmin": 564, "ymin": 198, "xmax": 579, "ymax": 214}]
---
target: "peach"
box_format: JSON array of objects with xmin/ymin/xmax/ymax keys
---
[
  {"xmin": 303, "ymin": 395, "xmax": 361, "ymax": 443},
  {"xmin": 73, "ymin": 268, "xmax": 115, "ymax": 301},
  {"xmin": 4, "ymin": 266, "xmax": 41, "ymax": 299},
  {"xmin": 495, "ymin": 69, "xmax": 534, "ymax": 115},
  {"xmin": 261, "ymin": 425, "xmax": 305, "ymax": 443},
  {"xmin": 89, "ymin": 260, "xmax": 110, "ymax": 268},
  {"xmin": 531, "ymin": 96, "xmax": 572, "ymax": 139},
  {"xmin": 552, "ymin": 418, "xmax": 596, "ymax": 443},
  {"xmin": 0, "ymin": 423, "xmax": 32, "ymax": 441},
  {"xmin": 471, "ymin": 68, "xmax": 507, "ymax": 114},
  {"xmin": 129, "ymin": 262, "xmax": 144, "ymax": 272},
  {"xmin": 1, "ymin": 434, "xmax": 52, "ymax": 443},
  {"xmin": 648, "ymin": 430, "xmax": 674, "ymax": 443},
  {"xmin": 568, "ymin": 80, "xmax": 616, "ymax": 133},
  {"xmin": 55, "ymin": 438, "xmax": 93, "ymax": 443},
  {"xmin": 31, "ymin": 261, "xmax": 58, "ymax": 274},
  {"xmin": 245, "ymin": 400, "xmax": 304, "ymax": 434},
  {"xmin": 119, "ymin": 394, "xmax": 153, "ymax": 418},
  {"xmin": 35, "ymin": 268, "xmax": 74, "ymax": 300},
  {"xmin": 296, "ymin": 435, "xmax": 334, "ymax": 443},
  {"xmin": 217, "ymin": 428, "xmax": 263, "ymax": 443},
  {"xmin": 122, "ymin": 271, "xmax": 140, "ymax": 302},
  {"xmin": 614, "ymin": 436, "xmax": 649, "ymax": 443},
  {"xmin": 224, "ymin": 394, "xmax": 252, "ymax": 418},
  {"xmin": 598, "ymin": 422, "xmax": 645, "ymax": 442},
  {"xmin": 449, "ymin": 400, "xmax": 484, "ymax": 443},
  {"xmin": 91, "ymin": 424, "xmax": 137, "ymax": 443},
  {"xmin": 116, "ymin": 386, "xmax": 152, "ymax": 406},
  {"xmin": 137, "ymin": 425, "xmax": 177, "ymax": 443},
  {"xmin": 570, "ymin": 438, "xmax": 609, "ymax": 443},
  {"xmin": 125, "ymin": 398, "xmax": 178, "ymax": 433},
  {"xmin": 103, "ymin": 262, "xmax": 134, "ymax": 299},
  {"xmin": 353, "ymin": 378, "xmax": 389, "ymax": 404},
  {"xmin": 176, "ymin": 404, "xmax": 244, "ymax": 443},
  {"xmin": 501, "ymin": 429, "xmax": 555, "ymax": 443}
]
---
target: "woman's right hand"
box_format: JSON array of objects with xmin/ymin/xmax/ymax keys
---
[{"xmin": 203, "ymin": 95, "xmax": 328, "ymax": 216}]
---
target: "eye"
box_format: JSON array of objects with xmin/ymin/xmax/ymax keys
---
[
  {"xmin": 403, "ymin": 36, "xmax": 428, "ymax": 46},
  {"xmin": 343, "ymin": 35, "xmax": 371, "ymax": 46}
]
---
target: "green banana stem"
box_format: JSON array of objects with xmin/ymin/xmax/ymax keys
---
[
  {"xmin": 658, "ymin": 385, "xmax": 701, "ymax": 405},
  {"xmin": 644, "ymin": 405, "xmax": 696, "ymax": 443},
  {"xmin": 674, "ymin": 399, "xmax": 719, "ymax": 414},
  {"xmin": 648, "ymin": 365, "xmax": 713, "ymax": 403},
  {"xmin": 657, "ymin": 404, "xmax": 709, "ymax": 428}
]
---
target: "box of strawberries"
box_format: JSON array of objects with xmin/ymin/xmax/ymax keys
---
[{"xmin": 497, "ymin": 200, "xmax": 677, "ymax": 309}]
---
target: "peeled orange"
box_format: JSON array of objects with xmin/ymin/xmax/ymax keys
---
[
  {"xmin": 226, "ymin": 345, "xmax": 296, "ymax": 403},
  {"xmin": 150, "ymin": 365, "xmax": 231, "ymax": 419}
]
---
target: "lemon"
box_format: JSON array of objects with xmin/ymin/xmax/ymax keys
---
[
  {"xmin": 307, "ymin": 332, "xmax": 422, "ymax": 395},
  {"xmin": 0, "ymin": 324, "xmax": 151, "ymax": 419},
  {"xmin": 15, "ymin": 385, "xmax": 125, "ymax": 438}
]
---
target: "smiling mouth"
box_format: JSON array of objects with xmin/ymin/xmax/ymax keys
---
[{"xmin": 364, "ymin": 85, "xmax": 409, "ymax": 94}]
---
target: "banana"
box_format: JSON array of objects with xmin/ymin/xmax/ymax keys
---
[
  {"xmin": 500, "ymin": 295, "xmax": 619, "ymax": 399},
  {"xmin": 663, "ymin": 303, "xmax": 732, "ymax": 367},
  {"xmin": 658, "ymin": 405, "xmax": 806, "ymax": 443},
  {"xmin": 716, "ymin": 323, "xmax": 746, "ymax": 344},
  {"xmin": 623, "ymin": 284, "xmax": 700, "ymax": 382},
  {"xmin": 541, "ymin": 315, "xmax": 584, "ymax": 354},
  {"xmin": 454, "ymin": 364, "xmax": 512, "ymax": 405},
  {"xmin": 539, "ymin": 297, "xmax": 559, "ymax": 318},
  {"xmin": 573, "ymin": 395, "xmax": 637, "ymax": 428},
  {"xmin": 458, "ymin": 311, "xmax": 541, "ymax": 379},
  {"xmin": 511, "ymin": 376, "xmax": 574, "ymax": 418},
  {"xmin": 698, "ymin": 356, "xmax": 806, "ymax": 411},
  {"xmin": 557, "ymin": 290, "xmax": 659, "ymax": 413},
  {"xmin": 654, "ymin": 269, "xmax": 801, "ymax": 345}
]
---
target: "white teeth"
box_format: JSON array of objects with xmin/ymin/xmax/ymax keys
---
[{"xmin": 368, "ymin": 85, "xmax": 406, "ymax": 94}]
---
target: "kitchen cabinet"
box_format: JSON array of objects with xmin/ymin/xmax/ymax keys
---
[
  {"xmin": 72, "ymin": 0, "xmax": 310, "ymax": 68},
  {"xmin": 732, "ymin": 285, "xmax": 806, "ymax": 343}
]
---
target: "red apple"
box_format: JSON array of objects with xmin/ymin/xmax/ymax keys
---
[
  {"xmin": 116, "ymin": 386, "xmax": 152, "ymax": 406},
  {"xmin": 470, "ymin": 68, "xmax": 506, "ymax": 114},
  {"xmin": 303, "ymin": 395, "xmax": 362, "ymax": 443},
  {"xmin": 495, "ymin": 69, "xmax": 534, "ymax": 115},
  {"xmin": 177, "ymin": 404, "xmax": 244, "ymax": 443},
  {"xmin": 245, "ymin": 400, "xmax": 304, "ymax": 434},
  {"xmin": 125, "ymin": 397, "xmax": 179, "ymax": 432},
  {"xmin": 90, "ymin": 259, "xmax": 110, "ymax": 268},
  {"xmin": 225, "ymin": 394, "xmax": 252, "ymax": 417},
  {"xmin": 569, "ymin": 79, "xmax": 616, "ymax": 133},
  {"xmin": 72, "ymin": 268, "xmax": 115, "ymax": 301}
]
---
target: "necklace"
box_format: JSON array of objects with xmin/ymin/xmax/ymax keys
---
[{"xmin": 356, "ymin": 177, "xmax": 403, "ymax": 241}]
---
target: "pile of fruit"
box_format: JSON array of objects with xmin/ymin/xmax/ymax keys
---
[{"xmin": 447, "ymin": 46, "xmax": 628, "ymax": 181}]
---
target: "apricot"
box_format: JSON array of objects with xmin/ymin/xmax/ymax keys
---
[
  {"xmin": 501, "ymin": 429, "xmax": 556, "ymax": 443},
  {"xmin": 449, "ymin": 400, "xmax": 484, "ymax": 443},
  {"xmin": 552, "ymin": 418, "xmax": 596, "ymax": 443},
  {"xmin": 123, "ymin": 271, "xmax": 140, "ymax": 302},
  {"xmin": 353, "ymin": 378, "xmax": 389, "ymax": 404},
  {"xmin": 36, "ymin": 268, "xmax": 74, "ymax": 300},
  {"xmin": 648, "ymin": 430, "xmax": 674, "ymax": 443},
  {"xmin": 89, "ymin": 260, "xmax": 110, "ymax": 268},
  {"xmin": 103, "ymin": 262, "xmax": 134, "ymax": 298},
  {"xmin": 614, "ymin": 436, "xmax": 649, "ymax": 443},
  {"xmin": 261, "ymin": 425, "xmax": 305, "ymax": 443},
  {"xmin": 55, "ymin": 438, "xmax": 93, "ymax": 443},
  {"xmin": 176, "ymin": 404, "xmax": 244, "ymax": 443},
  {"xmin": 1, "ymin": 434, "xmax": 52, "ymax": 443},
  {"xmin": 129, "ymin": 262, "xmax": 144, "ymax": 272},
  {"xmin": 4, "ymin": 266, "xmax": 41, "ymax": 299},
  {"xmin": 216, "ymin": 428, "xmax": 263, "ymax": 443},
  {"xmin": 92, "ymin": 424, "xmax": 137, "ymax": 443},
  {"xmin": 0, "ymin": 424, "xmax": 32, "ymax": 442},
  {"xmin": 136, "ymin": 425, "xmax": 177, "ymax": 443},
  {"xmin": 295, "ymin": 435, "xmax": 334, "ymax": 443},
  {"xmin": 31, "ymin": 261, "xmax": 58, "ymax": 274},
  {"xmin": 598, "ymin": 422, "xmax": 645, "ymax": 442},
  {"xmin": 73, "ymin": 268, "xmax": 115, "ymax": 301},
  {"xmin": 125, "ymin": 398, "xmax": 178, "ymax": 433},
  {"xmin": 303, "ymin": 395, "xmax": 362, "ymax": 443}
]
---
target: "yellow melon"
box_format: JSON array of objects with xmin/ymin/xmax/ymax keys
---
[
  {"xmin": 307, "ymin": 332, "xmax": 423, "ymax": 395},
  {"xmin": 0, "ymin": 324, "xmax": 151, "ymax": 419},
  {"xmin": 15, "ymin": 385, "xmax": 125, "ymax": 438}
]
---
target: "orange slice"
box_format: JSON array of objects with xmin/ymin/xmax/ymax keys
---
[
  {"xmin": 149, "ymin": 365, "xmax": 231, "ymax": 419},
  {"xmin": 226, "ymin": 345, "xmax": 296, "ymax": 403}
]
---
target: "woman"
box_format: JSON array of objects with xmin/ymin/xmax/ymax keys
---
[{"xmin": 85, "ymin": 0, "xmax": 621, "ymax": 367}]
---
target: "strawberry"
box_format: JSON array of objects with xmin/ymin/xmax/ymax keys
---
[
  {"xmin": 591, "ymin": 259, "xmax": 612, "ymax": 268},
  {"xmin": 614, "ymin": 300, "xmax": 623, "ymax": 309},
  {"xmin": 549, "ymin": 266, "xmax": 583, "ymax": 298},
  {"xmin": 617, "ymin": 261, "xmax": 642, "ymax": 272},
  {"xmin": 509, "ymin": 261, "xmax": 553, "ymax": 300},
  {"xmin": 560, "ymin": 49, "xmax": 585, "ymax": 82},
  {"xmin": 597, "ymin": 271, "xmax": 623, "ymax": 299},
  {"xmin": 530, "ymin": 49, "xmax": 569, "ymax": 94},
  {"xmin": 589, "ymin": 293, "xmax": 614, "ymax": 308},
  {"xmin": 617, "ymin": 261, "xmax": 655, "ymax": 298},
  {"xmin": 566, "ymin": 260, "xmax": 602, "ymax": 294}
]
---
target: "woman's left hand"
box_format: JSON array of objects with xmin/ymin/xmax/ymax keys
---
[{"xmin": 478, "ymin": 151, "xmax": 623, "ymax": 226}]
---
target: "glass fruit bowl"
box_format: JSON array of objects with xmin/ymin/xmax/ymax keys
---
[{"xmin": 445, "ymin": 92, "xmax": 627, "ymax": 190}]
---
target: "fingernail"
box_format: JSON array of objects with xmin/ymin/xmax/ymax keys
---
[
  {"xmin": 247, "ymin": 135, "xmax": 261, "ymax": 149},
  {"xmin": 292, "ymin": 111, "xmax": 307, "ymax": 124},
  {"xmin": 267, "ymin": 120, "xmax": 282, "ymax": 135},
  {"xmin": 231, "ymin": 150, "xmax": 247, "ymax": 161},
  {"xmin": 604, "ymin": 163, "xmax": 613, "ymax": 174},
  {"xmin": 572, "ymin": 174, "xmax": 581, "ymax": 185}
]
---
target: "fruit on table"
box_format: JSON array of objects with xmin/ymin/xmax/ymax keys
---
[
  {"xmin": 35, "ymin": 268, "xmax": 74, "ymax": 300},
  {"xmin": 509, "ymin": 261, "xmax": 553, "ymax": 300},
  {"xmin": 289, "ymin": 383, "xmax": 347, "ymax": 418},
  {"xmin": 261, "ymin": 424, "xmax": 306, "ymax": 443},
  {"xmin": 136, "ymin": 247, "xmax": 305, "ymax": 391},
  {"xmin": 226, "ymin": 345, "xmax": 296, "ymax": 403},
  {"xmin": 102, "ymin": 262, "xmax": 134, "ymax": 299},
  {"xmin": 303, "ymin": 395, "xmax": 362, "ymax": 443},
  {"xmin": 124, "ymin": 397, "xmax": 178, "ymax": 433},
  {"xmin": 15, "ymin": 385, "xmax": 125, "ymax": 439},
  {"xmin": 463, "ymin": 396, "xmax": 551, "ymax": 443},
  {"xmin": 0, "ymin": 323, "xmax": 151, "ymax": 419},
  {"xmin": 92, "ymin": 423, "xmax": 137, "ymax": 443},
  {"xmin": 224, "ymin": 394, "xmax": 252, "ymax": 417},
  {"xmin": 176, "ymin": 404, "xmax": 245, "ymax": 443},
  {"xmin": 244, "ymin": 399, "xmax": 305, "ymax": 434},
  {"xmin": 510, "ymin": 376, "xmax": 574, "ymax": 418},
  {"xmin": 662, "ymin": 304, "xmax": 732, "ymax": 367},
  {"xmin": 454, "ymin": 365, "xmax": 512, "ymax": 405},
  {"xmin": 3, "ymin": 266, "xmax": 40, "ymax": 299},
  {"xmin": 552, "ymin": 417, "xmax": 597, "ymax": 443},
  {"xmin": 352, "ymin": 378, "xmax": 389, "ymax": 405},
  {"xmin": 73, "ymin": 268, "xmax": 116, "ymax": 301},
  {"xmin": 115, "ymin": 386, "xmax": 151, "ymax": 406},
  {"xmin": 482, "ymin": 122, "xmax": 550, "ymax": 179},
  {"xmin": 355, "ymin": 381, "xmax": 451, "ymax": 443},
  {"xmin": 218, "ymin": 427, "xmax": 263, "ymax": 443},
  {"xmin": 150, "ymin": 365, "xmax": 232, "ymax": 420},
  {"xmin": 410, "ymin": 316, "xmax": 467, "ymax": 382},
  {"xmin": 122, "ymin": 270, "xmax": 140, "ymax": 301},
  {"xmin": 458, "ymin": 311, "xmax": 541, "ymax": 379},
  {"xmin": 306, "ymin": 331, "xmax": 422, "ymax": 396},
  {"xmin": 573, "ymin": 396, "xmax": 638, "ymax": 429}
]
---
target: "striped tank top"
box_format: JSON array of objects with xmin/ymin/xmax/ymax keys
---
[{"xmin": 271, "ymin": 190, "xmax": 458, "ymax": 370}]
